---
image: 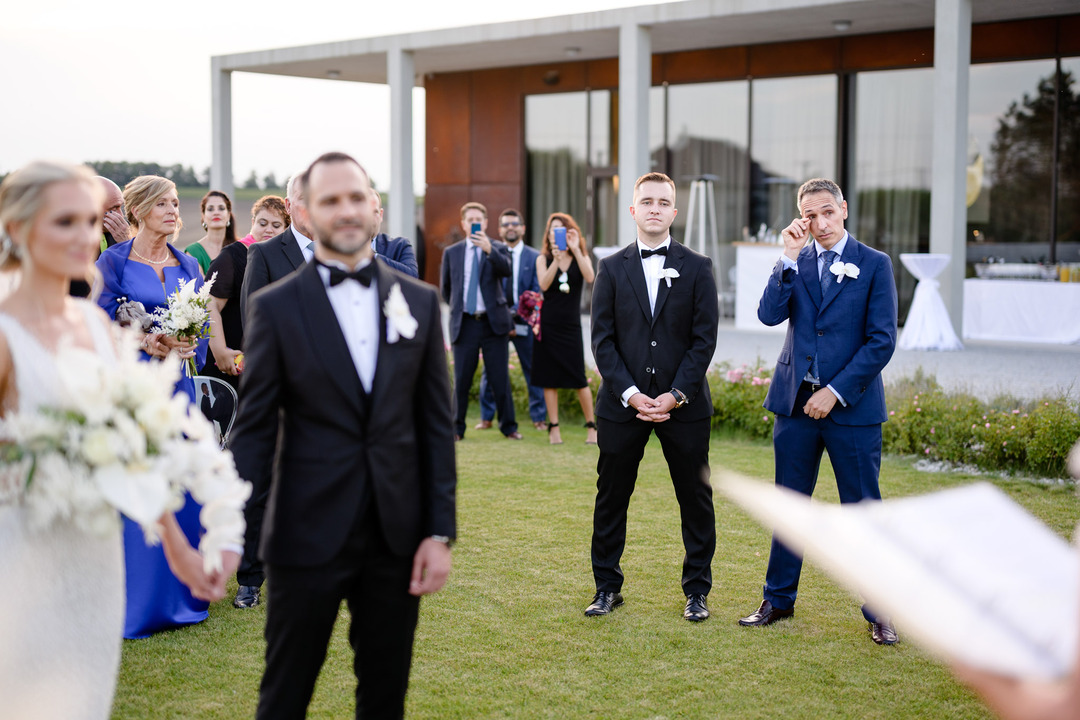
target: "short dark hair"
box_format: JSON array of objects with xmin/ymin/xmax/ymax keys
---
[
  {"xmin": 499, "ymin": 208, "xmax": 523, "ymax": 222},
  {"xmin": 302, "ymin": 152, "xmax": 370, "ymax": 194}
]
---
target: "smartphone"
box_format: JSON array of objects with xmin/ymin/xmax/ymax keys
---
[
  {"xmin": 554, "ymin": 226, "xmax": 567, "ymax": 251},
  {"xmin": 470, "ymin": 222, "xmax": 482, "ymax": 237}
]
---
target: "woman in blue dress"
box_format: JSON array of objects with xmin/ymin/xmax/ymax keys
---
[{"xmin": 96, "ymin": 175, "xmax": 211, "ymax": 638}]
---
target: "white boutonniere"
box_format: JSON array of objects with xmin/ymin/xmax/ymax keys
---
[
  {"xmin": 829, "ymin": 261, "xmax": 860, "ymax": 283},
  {"xmin": 384, "ymin": 283, "xmax": 418, "ymax": 343},
  {"xmin": 658, "ymin": 267, "xmax": 681, "ymax": 287}
]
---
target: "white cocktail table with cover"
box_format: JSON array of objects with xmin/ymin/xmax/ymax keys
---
[{"xmin": 899, "ymin": 253, "xmax": 963, "ymax": 351}]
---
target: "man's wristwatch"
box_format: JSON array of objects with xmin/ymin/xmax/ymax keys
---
[
  {"xmin": 670, "ymin": 388, "xmax": 688, "ymax": 409},
  {"xmin": 430, "ymin": 535, "xmax": 453, "ymax": 547}
]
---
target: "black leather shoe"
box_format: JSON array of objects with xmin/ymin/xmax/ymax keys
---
[
  {"xmin": 584, "ymin": 591, "xmax": 623, "ymax": 616},
  {"xmin": 738, "ymin": 600, "xmax": 793, "ymax": 627},
  {"xmin": 684, "ymin": 594, "xmax": 710, "ymax": 622},
  {"xmin": 233, "ymin": 585, "xmax": 260, "ymax": 608},
  {"xmin": 869, "ymin": 620, "xmax": 899, "ymax": 645}
]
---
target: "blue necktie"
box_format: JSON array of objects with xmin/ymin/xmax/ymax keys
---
[
  {"xmin": 465, "ymin": 246, "xmax": 480, "ymax": 314},
  {"xmin": 809, "ymin": 250, "xmax": 838, "ymax": 383}
]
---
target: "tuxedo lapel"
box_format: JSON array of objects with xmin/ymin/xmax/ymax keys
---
[
  {"xmin": 621, "ymin": 244, "xmax": 652, "ymax": 323},
  {"xmin": 296, "ymin": 262, "xmax": 366, "ymax": 419},
  {"xmin": 819, "ymin": 238, "xmax": 862, "ymax": 315},
  {"xmin": 651, "ymin": 242, "xmax": 685, "ymax": 325},
  {"xmin": 281, "ymin": 229, "xmax": 306, "ymax": 270},
  {"xmin": 798, "ymin": 247, "xmax": 822, "ymax": 309}
]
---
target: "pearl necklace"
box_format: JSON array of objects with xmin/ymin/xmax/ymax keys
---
[{"xmin": 131, "ymin": 244, "xmax": 171, "ymax": 264}]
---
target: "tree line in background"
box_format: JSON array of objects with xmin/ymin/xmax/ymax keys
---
[{"xmin": 0, "ymin": 162, "xmax": 282, "ymax": 191}]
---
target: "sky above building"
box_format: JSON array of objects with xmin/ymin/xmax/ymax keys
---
[{"xmin": 0, "ymin": 0, "xmax": 683, "ymax": 193}]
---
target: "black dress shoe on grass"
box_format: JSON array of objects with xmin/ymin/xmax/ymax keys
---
[
  {"xmin": 233, "ymin": 585, "xmax": 260, "ymax": 609},
  {"xmin": 584, "ymin": 591, "xmax": 623, "ymax": 616},
  {"xmin": 869, "ymin": 620, "xmax": 899, "ymax": 645},
  {"xmin": 684, "ymin": 594, "xmax": 710, "ymax": 622},
  {"xmin": 738, "ymin": 600, "xmax": 793, "ymax": 627}
]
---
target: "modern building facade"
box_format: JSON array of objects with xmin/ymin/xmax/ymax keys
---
[{"xmin": 211, "ymin": 0, "xmax": 1079, "ymax": 330}]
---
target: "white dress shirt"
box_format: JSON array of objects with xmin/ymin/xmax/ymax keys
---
[
  {"xmin": 294, "ymin": 226, "xmax": 316, "ymax": 263},
  {"xmin": 462, "ymin": 240, "xmax": 487, "ymax": 314},
  {"xmin": 508, "ymin": 241, "xmax": 523, "ymax": 301},
  {"xmin": 316, "ymin": 259, "xmax": 379, "ymax": 393},
  {"xmin": 620, "ymin": 235, "xmax": 673, "ymax": 407}
]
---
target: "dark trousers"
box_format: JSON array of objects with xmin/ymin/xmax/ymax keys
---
[
  {"xmin": 763, "ymin": 384, "xmax": 883, "ymax": 622},
  {"xmin": 479, "ymin": 330, "xmax": 546, "ymax": 424},
  {"xmin": 256, "ymin": 512, "xmax": 420, "ymax": 720},
  {"xmin": 452, "ymin": 314, "xmax": 516, "ymax": 437},
  {"xmin": 591, "ymin": 415, "xmax": 715, "ymax": 596},
  {"xmin": 237, "ymin": 424, "xmax": 278, "ymax": 588}
]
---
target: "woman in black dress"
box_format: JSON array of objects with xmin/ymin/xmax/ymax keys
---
[{"xmin": 532, "ymin": 212, "xmax": 597, "ymax": 445}]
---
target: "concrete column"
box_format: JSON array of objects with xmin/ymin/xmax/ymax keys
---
[
  {"xmin": 210, "ymin": 59, "xmax": 234, "ymax": 196},
  {"xmin": 618, "ymin": 22, "xmax": 651, "ymax": 244},
  {"xmin": 387, "ymin": 45, "xmax": 415, "ymax": 241},
  {"xmin": 929, "ymin": 0, "xmax": 971, "ymax": 334}
]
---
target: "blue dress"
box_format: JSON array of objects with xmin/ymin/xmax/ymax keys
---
[{"xmin": 96, "ymin": 240, "xmax": 210, "ymax": 639}]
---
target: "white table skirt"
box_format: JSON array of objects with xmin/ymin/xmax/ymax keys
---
[
  {"xmin": 899, "ymin": 253, "xmax": 963, "ymax": 351},
  {"xmin": 963, "ymin": 279, "xmax": 1080, "ymax": 344}
]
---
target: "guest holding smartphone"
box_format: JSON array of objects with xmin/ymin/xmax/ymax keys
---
[{"xmin": 533, "ymin": 212, "xmax": 597, "ymax": 445}]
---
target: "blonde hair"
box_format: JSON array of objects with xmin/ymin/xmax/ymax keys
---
[
  {"xmin": 124, "ymin": 175, "xmax": 182, "ymax": 236},
  {"xmin": 0, "ymin": 160, "xmax": 104, "ymax": 268}
]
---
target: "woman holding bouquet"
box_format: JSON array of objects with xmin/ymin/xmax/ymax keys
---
[
  {"xmin": 0, "ymin": 161, "xmax": 239, "ymax": 718},
  {"xmin": 533, "ymin": 212, "xmax": 598, "ymax": 445},
  {"xmin": 95, "ymin": 175, "xmax": 215, "ymax": 638}
]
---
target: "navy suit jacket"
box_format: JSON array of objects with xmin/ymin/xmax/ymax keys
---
[
  {"xmin": 758, "ymin": 234, "xmax": 897, "ymax": 425},
  {"xmin": 440, "ymin": 239, "xmax": 513, "ymax": 342},
  {"xmin": 504, "ymin": 244, "xmax": 541, "ymax": 317},
  {"xmin": 591, "ymin": 240, "xmax": 719, "ymax": 423},
  {"xmin": 373, "ymin": 232, "xmax": 418, "ymax": 278}
]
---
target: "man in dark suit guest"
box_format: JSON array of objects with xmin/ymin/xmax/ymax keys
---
[
  {"xmin": 587, "ymin": 172, "xmax": 719, "ymax": 622},
  {"xmin": 370, "ymin": 191, "xmax": 418, "ymax": 277},
  {"xmin": 231, "ymin": 152, "xmax": 456, "ymax": 719},
  {"xmin": 737, "ymin": 177, "xmax": 899, "ymax": 645},
  {"xmin": 232, "ymin": 171, "xmax": 314, "ymax": 610},
  {"xmin": 440, "ymin": 201, "xmax": 521, "ymax": 440},
  {"xmin": 476, "ymin": 208, "xmax": 546, "ymax": 431}
]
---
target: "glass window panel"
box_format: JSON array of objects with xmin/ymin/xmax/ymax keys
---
[
  {"xmin": 525, "ymin": 92, "xmax": 587, "ymax": 248},
  {"xmin": 750, "ymin": 75, "xmax": 837, "ymax": 234},
  {"xmin": 650, "ymin": 85, "xmax": 666, "ymax": 173},
  {"xmin": 589, "ymin": 90, "xmax": 613, "ymax": 167},
  {"xmin": 1058, "ymin": 58, "xmax": 1080, "ymax": 263},
  {"xmin": 967, "ymin": 59, "xmax": 1056, "ymax": 263},
  {"xmin": 853, "ymin": 67, "xmax": 934, "ymax": 320},
  {"xmin": 666, "ymin": 80, "xmax": 750, "ymax": 292}
]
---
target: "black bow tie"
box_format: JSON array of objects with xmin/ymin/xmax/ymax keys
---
[
  {"xmin": 640, "ymin": 246, "xmax": 668, "ymax": 259},
  {"xmin": 320, "ymin": 261, "xmax": 374, "ymax": 287}
]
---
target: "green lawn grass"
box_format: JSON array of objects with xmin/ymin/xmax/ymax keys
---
[{"xmin": 112, "ymin": 421, "xmax": 1080, "ymax": 719}]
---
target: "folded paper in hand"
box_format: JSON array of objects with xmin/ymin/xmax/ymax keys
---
[{"xmin": 719, "ymin": 473, "xmax": 1078, "ymax": 680}]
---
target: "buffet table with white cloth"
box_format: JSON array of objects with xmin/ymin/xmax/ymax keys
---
[
  {"xmin": 734, "ymin": 242, "xmax": 787, "ymax": 333},
  {"xmin": 963, "ymin": 279, "xmax": 1080, "ymax": 344}
]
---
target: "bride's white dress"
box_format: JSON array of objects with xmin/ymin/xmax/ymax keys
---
[{"xmin": 0, "ymin": 302, "xmax": 125, "ymax": 720}]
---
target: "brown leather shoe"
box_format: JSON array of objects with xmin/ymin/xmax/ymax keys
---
[
  {"xmin": 869, "ymin": 620, "xmax": 899, "ymax": 645},
  {"xmin": 738, "ymin": 600, "xmax": 794, "ymax": 627},
  {"xmin": 504, "ymin": 431, "xmax": 523, "ymax": 440},
  {"xmin": 533, "ymin": 421, "xmax": 547, "ymax": 431},
  {"xmin": 474, "ymin": 420, "xmax": 493, "ymax": 430}
]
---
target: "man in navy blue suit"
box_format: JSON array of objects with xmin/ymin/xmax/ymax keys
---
[
  {"xmin": 370, "ymin": 192, "xmax": 419, "ymax": 278},
  {"xmin": 476, "ymin": 208, "xmax": 546, "ymax": 431},
  {"xmin": 440, "ymin": 201, "xmax": 521, "ymax": 440},
  {"xmin": 738, "ymin": 178, "xmax": 899, "ymax": 645}
]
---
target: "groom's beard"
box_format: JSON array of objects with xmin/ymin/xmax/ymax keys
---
[{"xmin": 314, "ymin": 220, "xmax": 371, "ymax": 256}]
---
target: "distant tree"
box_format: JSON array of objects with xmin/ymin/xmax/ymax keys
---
[
  {"xmin": 989, "ymin": 69, "xmax": 1080, "ymax": 246},
  {"xmin": 243, "ymin": 170, "xmax": 260, "ymax": 190},
  {"xmin": 262, "ymin": 172, "xmax": 278, "ymax": 190},
  {"xmin": 85, "ymin": 161, "xmax": 203, "ymax": 188}
]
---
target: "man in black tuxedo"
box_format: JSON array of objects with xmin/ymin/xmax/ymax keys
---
[
  {"xmin": 231, "ymin": 152, "xmax": 456, "ymax": 719},
  {"xmin": 587, "ymin": 172, "xmax": 719, "ymax": 622},
  {"xmin": 370, "ymin": 191, "xmax": 418, "ymax": 277},
  {"xmin": 232, "ymin": 172, "xmax": 316, "ymax": 610},
  {"xmin": 440, "ymin": 201, "xmax": 521, "ymax": 440}
]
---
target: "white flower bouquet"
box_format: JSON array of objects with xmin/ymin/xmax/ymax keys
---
[
  {"xmin": 152, "ymin": 273, "xmax": 217, "ymax": 377},
  {"xmin": 0, "ymin": 331, "xmax": 250, "ymax": 573}
]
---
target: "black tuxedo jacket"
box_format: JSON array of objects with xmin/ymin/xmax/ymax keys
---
[
  {"xmin": 230, "ymin": 260, "xmax": 457, "ymax": 566},
  {"xmin": 440, "ymin": 239, "xmax": 513, "ymax": 342},
  {"xmin": 591, "ymin": 240, "xmax": 719, "ymax": 422},
  {"xmin": 240, "ymin": 226, "xmax": 307, "ymax": 326}
]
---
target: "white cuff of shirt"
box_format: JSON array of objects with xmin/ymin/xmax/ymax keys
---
[
  {"xmin": 780, "ymin": 255, "xmax": 798, "ymax": 272},
  {"xmin": 621, "ymin": 385, "xmax": 641, "ymax": 408},
  {"xmin": 826, "ymin": 384, "xmax": 847, "ymax": 406}
]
